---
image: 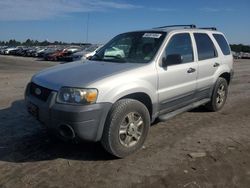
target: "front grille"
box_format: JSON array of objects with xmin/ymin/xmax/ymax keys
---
[{"xmin": 30, "ymin": 82, "xmax": 52, "ymax": 102}]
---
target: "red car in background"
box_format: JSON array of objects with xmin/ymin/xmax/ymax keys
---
[
  {"xmin": 46, "ymin": 49, "xmax": 67, "ymax": 61},
  {"xmin": 46, "ymin": 47, "xmax": 82, "ymax": 61}
]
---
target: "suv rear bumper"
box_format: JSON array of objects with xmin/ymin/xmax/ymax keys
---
[{"xmin": 25, "ymin": 83, "xmax": 112, "ymax": 142}]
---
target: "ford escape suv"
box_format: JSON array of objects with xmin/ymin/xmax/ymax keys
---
[{"xmin": 25, "ymin": 25, "xmax": 233, "ymax": 158}]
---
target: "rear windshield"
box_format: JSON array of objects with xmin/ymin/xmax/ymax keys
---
[
  {"xmin": 213, "ymin": 34, "xmax": 231, "ymax": 55},
  {"xmin": 90, "ymin": 31, "xmax": 166, "ymax": 63}
]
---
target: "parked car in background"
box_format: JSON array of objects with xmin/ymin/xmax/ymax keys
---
[
  {"xmin": 43, "ymin": 48, "xmax": 62, "ymax": 60},
  {"xmin": 66, "ymin": 46, "xmax": 82, "ymax": 53},
  {"xmin": 103, "ymin": 46, "xmax": 125, "ymax": 59},
  {"xmin": 0, "ymin": 46, "xmax": 8, "ymax": 54},
  {"xmin": 232, "ymin": 51, "xmax": 241, "ymax": 59},
  {"xmin": 46, "ymin": 49, "xmax": 66, "ymax": 61},
  {"xmin": 37, "ymin": 48, "xmax": 49, "ymax": 58},
  {"xmin": 8, "ymin": 46, "xmax": 23, "ymax": 55},
  {"xmin": 82, "ymin": 44, "xmax": 103, "ymax": 59},
  {"xmin": 241, "ymin": 52, "xmax": 250, "ymax": 59},
  {"xmin": 26, "ymin": 47, "xmax": 40, "ymax": 57},
  {"xmin": 3, "ymin": 47, "xmax": 18, "ymax": 55},
  {"xmin": 59, "ymin": 46, "xmax": 83, "ymax": 62},
  {"xmin": 20, "ymin": 47, "xmax": 33, "ymax": 56},
  {"xmin": 15, "ymin": 47, "xmax": 27, "ymax": 56},
  {"xmin": 34, "ymin": 48, "xmax": 45, "ymax": 57},
  {"xmin": 70, "ymin": 50, "xmax": 85, "ymax": 61},
  {"xmin": 0, "ymin": 44, "xmax": 98, "ymax": 62}
]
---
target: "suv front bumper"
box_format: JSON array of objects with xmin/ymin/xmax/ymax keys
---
[{"xmin": 25, "ymin": 83, "xmax": 112, "ymax": 142}]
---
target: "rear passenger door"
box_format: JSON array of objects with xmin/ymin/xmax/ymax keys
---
[
  {"xmin": 157, "ymin": 33, "xmax": 197, "ymax": 113},
  {"xmin": 193, "ymin": 33, "xmax": 220, "ymax": 99}
]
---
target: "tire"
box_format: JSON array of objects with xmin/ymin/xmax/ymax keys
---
[
  {"xmin": 205, "ymin": 77, "xmax": 228, "ymax": 112},
  {"xmin": 101, "ymin": 99, "xmax": 150, "ymax": 158}
]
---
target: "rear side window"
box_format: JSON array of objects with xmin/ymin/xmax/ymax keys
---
[
  {"xmin": 213, "ymin": 34, "xmax": 231, "ymax": 55},
  {"xmin": 165, "ymin": 33, "xmax": 193, "ymax": 63},
  {"xmin": 194, "ymin": 33, "xmax": 217, "ymax": 61}
]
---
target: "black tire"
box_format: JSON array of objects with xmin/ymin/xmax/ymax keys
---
[
  {"xmin": 205, "ymin": 77, "xmax": 228, "ymax": 112},
  {"xmin": 101, "ymin": 99, "xmax": 150, "ymax": 158}
]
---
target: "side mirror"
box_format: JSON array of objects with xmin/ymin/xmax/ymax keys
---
[{"xmin": 162, "ymin": 54, "xmax": 182, "ymax": 67}]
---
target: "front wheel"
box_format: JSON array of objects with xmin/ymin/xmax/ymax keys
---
[
  {"xmin": 205, "ymin": 77, "xmax": 228, "ymax": 112},
  {"xmin": 101, "ymin": 99, "xmax": 150, "ymax": 158}
]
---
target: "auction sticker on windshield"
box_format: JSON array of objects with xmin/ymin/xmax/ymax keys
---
[{"xmin": 143, "ymin": 33, "xmax": 162, "ymax": 38}]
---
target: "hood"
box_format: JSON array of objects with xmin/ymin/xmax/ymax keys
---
[{"xmin": 32, "ymin": 60, "xmax": 142, "ymax": 91}]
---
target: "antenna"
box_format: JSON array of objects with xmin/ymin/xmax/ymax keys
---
[{"xmin": 86, "ymin": 13, "xmax": 90, "ymax": 43}]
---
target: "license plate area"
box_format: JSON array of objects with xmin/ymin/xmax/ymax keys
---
[{"xmin": 27, "ymin": 102, "xmax": 39, "ymax": 119}]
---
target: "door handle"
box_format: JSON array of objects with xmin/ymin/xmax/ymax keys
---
[
  {"xmin": 187, "ymin": 68, "xmax": 196, "ymax": 73},
  {"xmin": 213, "ymin": 62, "xmax": 220, "ymax": 67}
]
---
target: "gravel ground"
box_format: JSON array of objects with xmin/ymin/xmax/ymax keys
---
[{"xmin": 0, "ymin": 55, "xmax": 250, "ymax": 188}]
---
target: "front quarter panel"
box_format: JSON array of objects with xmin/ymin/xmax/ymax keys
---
[{"xmin": 88, "ymin": 63, "xmax": 158, "ymax": 106}]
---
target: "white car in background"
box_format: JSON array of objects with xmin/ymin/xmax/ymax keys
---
[
  {"xmin": 4, "ymin": 47, "xmax": 18, "ymax": 54},
  {"xmin": 104, "ymin": 47, "xmax": 125, "ymax": 59},
  {"xmin": 66, "ymin": 46, "xmax": 82, "ymax": 53},
  {"xmin": 82, "ymin": 44, "xmax": 103, "ymax": 59}
]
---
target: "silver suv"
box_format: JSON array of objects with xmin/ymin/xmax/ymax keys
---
[{"xmin": 25, "ymin": 25, "xmax": 233, "ymax": 158}]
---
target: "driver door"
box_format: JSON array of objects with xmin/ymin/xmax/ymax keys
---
[{"xmin": 157, "ymin": 32, "xmax": 198, "ymax": 114}]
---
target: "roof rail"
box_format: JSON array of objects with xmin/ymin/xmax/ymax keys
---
[
  {"xmin": 153, "ymin": 24, "xmax": 196, "ymax": 29},
  {"xmin": 199, "ymin": 27, "xmax": 217, "ymax": 30}
]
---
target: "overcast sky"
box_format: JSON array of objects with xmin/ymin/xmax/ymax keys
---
[{"xmin": 0, "ymin": 0, "xmax": 250, "ymax": 44}]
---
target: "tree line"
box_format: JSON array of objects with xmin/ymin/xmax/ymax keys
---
[
  {"xmin": 0, "ymin": 39, "xmax": 90, "ymax": 47},
  {"xmin": 230, "ymin": 44, "xmax": 250, "ymax": 53},
  {"xmin": 1, "ymin": 39, "xmax": 250, "ymax": 53}
]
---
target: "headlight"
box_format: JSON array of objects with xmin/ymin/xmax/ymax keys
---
[{"xmin": 57, "ymin": 87, "xmax": 98, "ymax": 105}]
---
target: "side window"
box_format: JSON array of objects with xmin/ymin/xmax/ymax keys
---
[
  {"xmin": 213, "ymin": 34, "xmax": 231, "ymax": 55},
  {"xmin": 165, "ymin": 33, "xmax": 194, "ymax": 64},
  {"xmin": 194, "ymin": 33, "xmax": 217, "ymax": 61}
]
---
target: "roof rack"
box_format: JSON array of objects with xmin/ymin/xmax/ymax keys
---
[
  {"xmin": 153, "ymin": 24, "xmax": 196, "ymax": 29},
  {"xmin": 199, "ymin": 27, "xmax": 217, "ymax": 30}
]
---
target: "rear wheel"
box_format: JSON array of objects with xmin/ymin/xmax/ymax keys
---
[
  {"xmin": 205, "ymin": 77, "xmax": 228, "ymax": 112},
  {"xmin": 101, "ymin": 99, "xmax": 150, "ymax": 158}
]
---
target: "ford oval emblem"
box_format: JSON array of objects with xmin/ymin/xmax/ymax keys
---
[{"xmin": 35, "ymin": 88, "xmax": 42, "ymax": 95}]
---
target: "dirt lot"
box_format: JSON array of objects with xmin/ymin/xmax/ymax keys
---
[{"xmin": 0, "ymin": 55, "xmax": 250, "ymax": 188}]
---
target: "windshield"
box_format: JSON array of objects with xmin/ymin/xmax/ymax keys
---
[{"xmin": 90, "ymin": 31, "xmax": 166, "ymax": 63}]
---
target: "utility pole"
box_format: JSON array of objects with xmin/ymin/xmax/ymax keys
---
[{"xmin": 86, "ymin": 13, "xmax": 90, "ymax": 44}]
